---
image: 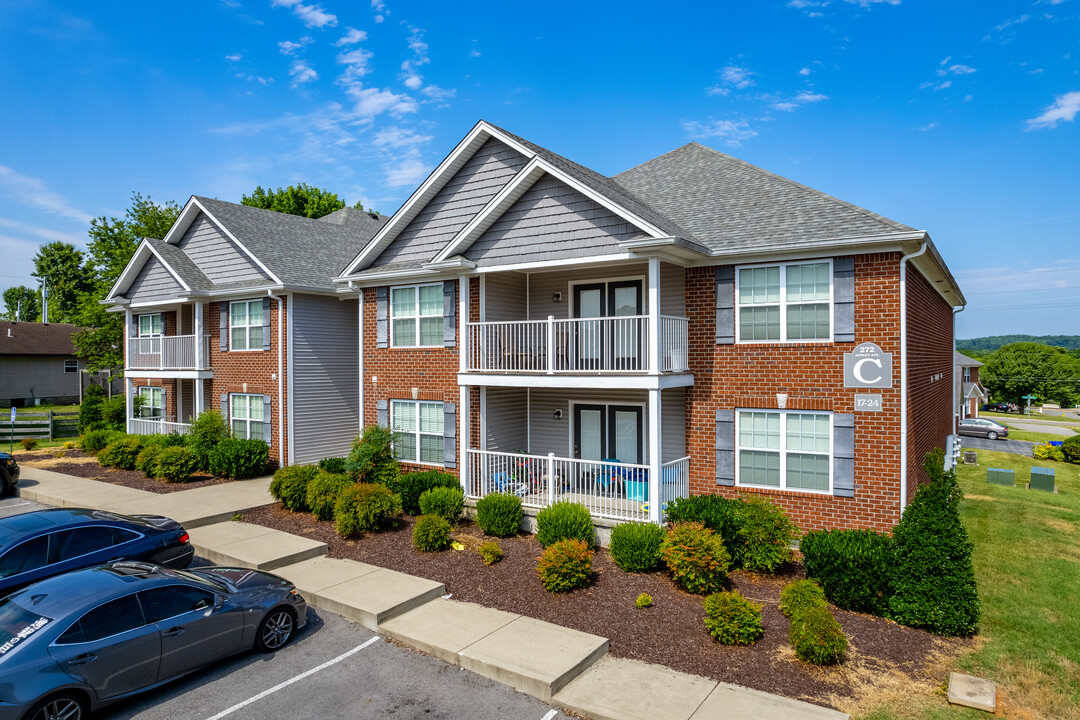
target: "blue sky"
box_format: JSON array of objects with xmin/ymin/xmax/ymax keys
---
[{"xmin": 1, "ymin": 0, "xmax": 1077, "ymax": 338}]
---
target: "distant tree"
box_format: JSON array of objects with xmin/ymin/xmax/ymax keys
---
[
  {"xmin": 242, "ymin": 183, "xmax": 347, "ymax": 219},
  {"xmin": 31, "ymin": 242, "xmax": 90, "ymax": 323},
  {"xmin": 982, "ymin": 342, "xmax": 1080, "ymax": 407},
  {"xmin": 957, "ymin": 334, "xmax": 1080, "ymax": 354},
  {"xmin": 1, "ymin": 286, "xmax": 41, "ymax": 321}
]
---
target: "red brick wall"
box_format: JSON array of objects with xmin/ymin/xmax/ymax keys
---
[{"xmin": 684, "ymin": 253, "xmax": 904, "ymax": 533}]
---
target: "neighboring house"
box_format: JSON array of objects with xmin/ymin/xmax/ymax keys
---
[
  {"xmin": 103, "ymin": 198, "xmax": 387, "ymax": 468},
  {"xmin": 0, "ymin": 321, "xmax": 119, "ymax": 407},
  {"xmin": 955, "ymin": 351, "xmax": 987, "ymax": 420},
  {"xmin": 335, "ymin": 121, "xmax": 964, "ymax": 533}
]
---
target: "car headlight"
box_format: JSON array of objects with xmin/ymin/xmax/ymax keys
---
[{"xmin": 288, "ymin": 588, "xmax": 304, "ymax": 602}]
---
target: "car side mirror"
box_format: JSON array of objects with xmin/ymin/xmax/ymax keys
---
[{"xmin": 214, "ymin": 594, "xmax": 224, "ymax": 610}]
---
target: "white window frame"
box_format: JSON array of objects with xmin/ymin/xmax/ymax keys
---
[
  {"xmin": 229, "ymin": 300, "xmax": 264, "ymax": 352},
  {"xmin": 390, "ymin": 400, "xmax": 444, "ymax": 466},
  {"xmin": 734, "ymin": 409, "xmax": 833, "ymax": 494},
  {"xmin": 389, "ymin": 283, "xmax": 443, "ymax": 348},
  {"xmin": 139, "ymin": 386, "xmax": 164, "ymax": 419},
  {"xmin": 230, "ymin": 393, "xmax": 265, "ymax": 440},
  {"xmin": 735, "ymin": 260, "xmax": 833, "ymax": 344},
  {"xmin": 137, "ymin": 313, "xmax": 163, "ymax": 338},
  {"xmin": 64, "ymin": 359, "xmax": 78, "ymax": 374}
]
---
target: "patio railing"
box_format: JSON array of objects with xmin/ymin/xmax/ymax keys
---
[
  {"xmin": 129, "ymin": 416, "xmax": 192, "ymax": 436},
  {"xmin": 128, "ymin": 335, "xmax": 211, "ymax": 371}
]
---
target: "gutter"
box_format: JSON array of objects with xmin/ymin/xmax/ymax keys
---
[
  {"xmin": 899, "ymin": 241, "xmax": 928, "ymax": 518},
  {"xmin": 267, "ymin": 289, "xmax": 285, "ymax": 468}
]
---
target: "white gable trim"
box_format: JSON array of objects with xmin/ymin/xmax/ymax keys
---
[{"xmin": 105, "ymin": 240, "xmax": 191, "ymax": 300}]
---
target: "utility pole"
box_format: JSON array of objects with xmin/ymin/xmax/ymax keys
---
[{"xmin": 41, "ymin": 282, "xmax": 49, "ymax": 324}]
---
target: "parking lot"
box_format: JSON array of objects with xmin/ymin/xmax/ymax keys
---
[{"xmin": 0, "ymin": 496, "xmax": 567, "ymax": 720}]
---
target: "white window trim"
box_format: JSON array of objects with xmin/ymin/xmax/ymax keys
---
[
  {"xmin": 735, "ymin": 259, "xmax": 833, "ymax": 344},
  {"xmin": 567, "ymin": 399, "xmax": 647, "ymax": 464},
  {"xmin": 390, "ymin": 399, "xmax": 444, "ymax": 466},
  {"xmin": 230, "ymin": 393, "xmax": 265, "ymax": 440},
  {"xmin": 138, "ymin": 313, "xmax": 164, "ymax": 338},
  {"xmin": 64, "ymin": 359, "xmax": 78, "ymax": 373},
  {"xmin": 229, "ymin": 300, "xmax": 264, "ymax": 352},
  {"xmin": 139, "ymin": 386, "xmax": 164, "ymax": 419},
  {"xmin": 389, "ymin": 283, "xmax": 443, "ymax": 349},
  {"xmin": 734, "ymin": 409, "xmax": 833, "ymax": 495}
]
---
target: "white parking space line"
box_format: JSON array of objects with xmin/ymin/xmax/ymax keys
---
[
  {"xmin": 540, "ymin": 710, "xmax": 558, "ymax": 720},
  {"xmin": 203, "ymin": 637, "xmax": 380, "ymax": 720},
  {"xmin": 2, "ymin": 501, "xmax": 31, "ymax": 509}
]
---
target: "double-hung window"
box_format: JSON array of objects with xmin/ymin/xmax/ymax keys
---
[
  {"xmin": 391, "ymin": 284, "xmax": 442, "ymax": 348},
  {"xmin": 736, "ymin": 410, "xmax": 832, "ymax": 492},
  {"xmin": 391, "ymin": 400, "xmax": 443, "ymax": 465},
  {"xmin": 230, "ymin": 300, "xmax": 263, "ymax": 351},
  {"xmin": 64, "ymin": 359, "xmax": 78, "ymax": 373},
  {"xmin": 230, "ymin": 394, "xmax": 264, "ymax": 440},
  {"xmin": 138, "ymin": 313, "xmax": 164, "ymax": 355},
  {"xmin": 139, "ymin": 387, "xmax": 164, "ymax": 419},
  {"xmin": 737, "ymin": 261, "xmax": 831, "ymax": 342}
]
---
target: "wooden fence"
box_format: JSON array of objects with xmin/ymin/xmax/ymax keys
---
[{"xmin": 0, "ymin": 411, "xmax": 80, "ymax": 442}]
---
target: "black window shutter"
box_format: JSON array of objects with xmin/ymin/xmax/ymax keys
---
[
  {"xmin": 833, "ymin": 413, "xmax": 855, "ymax": 497},
  {"xmin": 262, "ymin": 395, "xmax": 272, "ymax": 444},
  {"xmin": 376, "ymin": 399, "xmax": 388, "ymax": 427},
  {"xmin": 375, "ymin": 287, "xmax": 389, "ymax": 349},
  {"xmin": 219, "ymin": 302, "xmax": 229, "ymax": 351},
  {"xmin": 833, "ymin": 257, "xmax": 855, "ymax": 343},
  {"xmin": 220, "ymin": 393, "xmax": 229, "ymax": 419},
  {"xmin": 443, "ymin": 280, "xmax": 457, "ymax": 348},
  {"xmin": 261, "ymin": 298, "xmax": 272, "ymax": 351},
  {"xmin": 715, "ymin": 267, "xmax": 735, "ymax": 345},
  {"xmin": 715, "ymin": 408, "xmax": 735, "ymax": 486},
  {"xmin": 443, "ymin": 402, "xmax": 457, "ymax": 469}
]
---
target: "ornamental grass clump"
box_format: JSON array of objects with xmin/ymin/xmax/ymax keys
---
[
  {"xmin": 537, "ymin": 539, "xmax": 593, "ymax": 593},
  {"xmin": 306, "ymin": 471, "xmax": 354, "ymax": 521},
  {"xmin": 609, "ymin": 521, "xmax": 665, "ymax": 573},
  {"xmin": 413, "ymin": 514, "xmax": 453, "ymax": 552},
  {"xmin": 703, "ymin": 590, "xmax": 764, "ymax": 645},
  {"xmin": 270, "ymin": 465, "xmax": 318, "ymax": 512},
  {"xmin": 800, "ymin": 528, "xmax": 894, "ymax": 615},
  {"xmin": 418, "ymin": 485, "xmax": 465, "ymax": 524},
  {"xmin": 334, "ymin": 482, "xmax": 402, "ymax": 538},
  {"xmin": 476, "ymin": 492, "xmax": 522, "ymax": 538},
  {"xmin": 660, "ymin": 522, "xmax": 731, "ymax": 595},
  {"xmin": 479, "ymin": 541, "xmax": 503, "ymax": 565},
  {"xmin": 536, "ymin": 501, "xmax": 594, "ymax": 548}
]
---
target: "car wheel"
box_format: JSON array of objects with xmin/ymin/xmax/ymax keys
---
[
  {"xmin": 256, "ymin": 607, "xmax": 295, "ymax": 652},
  {"xmin": 26, "ymin": 692, "xmax": 88, "ymax": 720},
  {"xmin": 987, "ymin": 431, "xmax": 998, "ymax": 440}
]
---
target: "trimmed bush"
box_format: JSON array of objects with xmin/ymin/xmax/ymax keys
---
[
  {"xmin": 536, "ymin": 501, "xmax": 594, "ymax": 548},
  {"xmin": 187, "ymin": 410, "xmax": 230, "ymax": 470},
  {"xmin": 664, "ymin": 494, "xmax": 744, "ymax": 560},
  {"xmin": 779, "ymin": 579, "xmax": 828, "ymax": 619},
  {"xmin": 1061, "ymin": 435, "xmax": 1080, "ymax": 464},
  {"xmin": 1033, "ymin": 443, "xmax": 1065, "ymax": 462},
  {"xmin": 800, "ymin": 529, "xmax": 894, "ymax": 615},
  {"xmin": 703, "ymin": 590, "xmax": 764, "ymax": 645},
  {"xmin": 479, "ymin": 540, "xmax": 503, "ymax": 565},
  {"xmin": 789, "ymin": 605, "xmax": 847, "ymax": 665},
  {"xmin": 418, "ymin": 485, "xmax": 465, "ymax": 524},
  {"xmin": 345, "ymin": 425, "xmax": 400, "ymax": 485},
  {"xmin": 19, "ymin": 438, "xmax": 38, "ymax": 451},
  {"xmin": 99, "ymin": 395, "xmax": 128, "ymax": 431},
  {"xmin": 537, "ymin": 539, "xmax": 592, "ymax": 593},
  {"xmin": 395, "ymin": 470, "xmax": 460, "ymax": 516},
  {"xmin": 661, "ymin": 522, "xmax": 731, "ymax": 595},
  {"xmin": 318, "ymin": 456, "xmax": 348, "ymax": 475},
  {"xmin": 334, "ymin": 483, "xmax": 402, "ymax": 538},
  {"xmin": 207, "ymin": 438, "xmax": 269, "ymax": 480},
  {"xmin": 733, "ymin": 495, "xmax": 798, "ymax": 573},
  {"xmin": 270, "ymin": 465, "xmax": 318, "ymax": 512},
  {"xmin": 888, "ymin": 449, "xmax": 980, "ymax": 636},
  {"xmin": 155, "ymin": 446, "xmax": 200, "ymax": 484},
  {"xmin": 476, "ymin": 493, "xmax": 523, "ymax": 537},
  {"xmin": 98, "ymin": 437, "xmax": 144, "ymax": 470},
  {"xmin": 80, "ymin": 429, "xmax": 123, "ymax": 455},
  {"xmin": 636, "ymin": 593, "xmax": 653, "ymax": 609},
  {"xmin": 135, "ymin": 445, "xmax": 164, "ymax": 477},
  {"xmin": 413, "ymin": 514, "xmax": 453, "ymax": 551},
  {"xmin": 609, "ymin": 521, "xmax": 665, "ymax": 573},
  {"xmin": 78, "ymin": 384, "xmax": 105, "ymax": 433},
  {"xmin": 306, "ymin": 471, "xmax": 353, "ymax": 521}
]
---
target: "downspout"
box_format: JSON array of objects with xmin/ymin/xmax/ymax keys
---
[
  {"xmin": 268, "ymin": 290, "xmax": 285, "ymax": 468},
  {"xmin": 899, "ymin": 242, "xmax": 928, "ymax": 518},
  {"xmin": 351, "ymin": 281, "xmax": 364, "ymax": 432},
  {"xmin": 953, "ymin": 305, "xmax": 965, "ymax": 427}
]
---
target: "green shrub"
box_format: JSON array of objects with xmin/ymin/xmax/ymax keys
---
[
  {"xmin": 413, "ymin": 514, "xmax": 453, "ymax": 551},
  {"xmin": 187, "ymin": 410, "xmax": 230, "ymax": 470},
  {"xmin": 609, "ymin": 521, "xmax": 665, "ymax": 573},
  {"xmin": 733, "ymin": 495, "xmax": 798, "ymax": 573},
  {"xmin": 135, "ymin": 445, "xmax": 164, "ymax": 477},
  {"xmin": 207, "ymin": 438, "xmax": 269, "ymax": 480},
  {"xmin": 779, "ymin": 579, "xmax": 828, "ymax": 619},
  {"xmin": 155, "ymin": 446, "xmax": 200, "ymax": 484},
  {"xmin": 703, "ymin": 590, "xmax": 764, "ymax": 645},
  {"xmin": 479, "ymin": 541, "xmax": 503, "ymax": 565},
  {"xmin": 318, "ymin": 456, "xmax": 348, "ymax": 475},
  {"xmin": 661, "ymin": 522, "xmax": 731, "ymax": 595},
  {"xmin": 888, "ymin": 449, "xmax": 979, "ymax": 636},
  {"xmin": 664, "ymin": 494, "xmax": 744, "ymax": 559},
  {"xmin": 78, "ymin": 384, "xmax": 105, "ymax": 433},
  {"xmin": 800, "ymin": 529, "xmax": 894, "ymax": 615},
  {"xmin": 635, "ymin": 593, "xmax": 653, "ymax": 609},
  {"xmin": 98, "ymin": 437, "xmax": 144, "ymax": 470},
  {"xmin": 345, "ymin": 425, "xmax": 400, "ymax": 485},
  {"xmin": 789, "ymin": 605, "xmax": 847, "ymax": 665},
  {"xmin": 306, "ymin": 471, "xmax": 353, "ymax": 521},
  {"xmin": 62, "ymin": 441, "xmax": 77, "ymax": 450},
  {"xmin": 80, "ymin": 429, "xmax": 124, "ymax": 454},
  {"xmin": 536, "ymin": 501, "xmax": 594, "ymax": 548},
  {"xmin": 476, "ymin": 493, "xmax": 522, "ymax": 537},
  {"xmin": 1033, "ymin": 443, "xmax": 1065, "ymax": 462},
  {"xmin": 537, "ymin": 539, "xmax": 592, "ymax": 593},
  {"xmin": 270, "ymin": 465, "xmax": 318, "ymax": 512},
  {"xmin": 334, "ymin": 483, "xmax": 402, "ymax": 538},
  {"xmin": 394, "ymin": 470, "xmax": 460, "ymax": 516},
  {"xmin": 1060, "ymin": 435, "xmax": 1080, "ymax": 464},
  {"xmin": 418, "ymin": 485, "xmax": 465, "ymax": 524},
  {"xmin": 19, "ymin": 438, "xmax": 38, "ymax": 451},
  {"xmin": 99, "ymin": 395, "xmax": 128, "ymax": 431}
]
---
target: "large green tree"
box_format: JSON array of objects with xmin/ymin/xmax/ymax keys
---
[
  {"xmin": 1, "ymin": 285, "xmax": 41, "ymax": 321},
  {"xmin": 242, "ymin": 183, "xmax": 355, "ymax": 219},
  {"xmin": 982, "ymin": 342, "xmax": 1080, "ymax": 407},
  {"xmin": 31, "ymin": 242, "xmax": 90, "ymax": 323}
]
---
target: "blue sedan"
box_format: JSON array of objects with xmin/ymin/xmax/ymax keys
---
[{"xmin": 0, "ymin": 509, "xmax": 194, "ymax": 597}]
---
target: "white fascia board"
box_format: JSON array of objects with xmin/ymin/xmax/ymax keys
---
[
  {"xmin": 473, "ymin": 253, "xmax": 638, "ymax": 275},
  {"xmin": 105, "ymin": 240, "xmax": 153, "ymax": 301},
  {"xmin": 161, "ymin": 196, "xmax": 201, "ymax": 246},
  {"xmin": 190, "ymin": 198, "xmax": 283, "ymax": 285},
  {"xmin": 457, "ymin": 371, "xmax": 694, "ymax": 391},
  {"xmin": 422, "ymin": 257, "xmax": 478, "ymax": 271},
  {"xmin": 336, "ymin": 268, "xmax": 462, "ymax": 288},
  {"xmin": 691, "ymin": 231, "xmax": 929, "ymax": 267},
  {"xmin": 127, "ymin": 370, "xmax": 214, "ymax": 380}
]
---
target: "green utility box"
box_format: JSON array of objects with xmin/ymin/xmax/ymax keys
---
[
  {"xmin": 987, "ymin": 468, "xmax": 1015, "ymax": 487},
  {"xmin": 1029, "ymin": 467, "xmax": 1055, "ymax": 493}
]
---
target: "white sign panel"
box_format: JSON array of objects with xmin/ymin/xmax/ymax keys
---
[
  {"xmin": 844, "ymin": 342, "xmax": 893, "ymax": 389},
  {"xmin": 854, "ymin": 394, "xmax": 882, "ymax": 412}
]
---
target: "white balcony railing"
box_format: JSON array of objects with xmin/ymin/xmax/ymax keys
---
[
  {"xmin": 129, "ymin": 416, "xmax": 192, "ymax": 436},
  {"xmin": 128, "ymin": 335, "xmax": 211, "ymax": 371},
  {"xmin": 466, "ymin": 316, "xmax": 688, "ymax": 374}
]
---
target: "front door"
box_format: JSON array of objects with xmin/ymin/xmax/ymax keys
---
[
  {"xmin": 572, "ymin": 281, "xmax": 643, "ymax": 370},
  {"xmin": 573, "ymin": 404, "xmax": 643, "ymax": 464}
]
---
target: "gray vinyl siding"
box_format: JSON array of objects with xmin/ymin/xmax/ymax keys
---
[
  {"xmin": 373, "ymin": 139, "xmax": 528, "ymax": 267},
  {"xmin": 290, "ymin": 294, "xmax": 360, "ymax": 465},
  {"xmin": 661, "ymin": 387, "xmax": 686, "ymax": 463},
  {"xmin": 467, "ymin": 174, "xmax": 645, "ymax": 268},
  {"xmin": 177, "ymin": 214, "xmax": 269, "ymax": 284},
  {"xmin": 660, "ymin": 263, "xmax": 686, "ymax": 317},
  {"xmin": 526, "ymin": 265, "xmax": 649, "ymax": 321},
  {"xmin": 482, "ymin": 387, "xmax": 528, "ymax": 451},
  {"xmin": 179, "ymin": 379, "xmax": 194, "ymax": 423},
  {"xmin": 126, "ymin": 256, "xmax": 183, "ymax": 303},
  {"xmin": 482, "ymin": 272, "xmax": 527, "ymax": 321},
  {"xmin": 0, "ymin": 356, "xmax": 82, "ymax": 402}
]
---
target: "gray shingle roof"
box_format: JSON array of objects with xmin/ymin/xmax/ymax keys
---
[
  {"xmin": 0, "ymin": 321, "xmax": 80, "ymax": 356},
  {"xmin": 955, "ymin": 351, "xmax": 983, "ymax": 367},
  {"xmin": 146, "ymin": 238, "xmax": 213, "ymax": 293},
  {"xmin": 613, "ymin": 143, "xmax": 916, "ymax": 253}
]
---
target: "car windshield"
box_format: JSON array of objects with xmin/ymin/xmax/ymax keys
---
[
  {"xmin": 171, "ymin": 569, "xmax": 232, "ymax": 594},
  {"xmin": 0, "ymin": 597, "xmax": 51, "ymax": 659}
]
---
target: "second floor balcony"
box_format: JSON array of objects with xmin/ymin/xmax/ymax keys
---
[{"xmin": 128, "ymin": 335, "xmax": 211, "ymax": 371}]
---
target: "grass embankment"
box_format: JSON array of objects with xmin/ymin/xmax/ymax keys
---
[
  {"xmin": 982, "ymin": 410, "xmax": 1080, "ymax": 425},
  {"xmin": 1005, "ymin": 429, "xmax": 1076, "ymax": 444}
]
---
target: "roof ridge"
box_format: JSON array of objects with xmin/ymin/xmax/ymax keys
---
[{"xmin": 614, "ymin": 142, "xmax": 700, "ymax": 178}]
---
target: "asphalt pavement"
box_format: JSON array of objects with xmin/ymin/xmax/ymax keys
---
[{"xmin": 960, "ymin": 435, "xmax": 1034, "ymax": 457}]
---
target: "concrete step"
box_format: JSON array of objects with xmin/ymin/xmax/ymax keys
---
[
  {"xmin": 188, "ymin": 521, "xmax": 327, "ymax": 570},
  {"xmin": 692, "ymin": 682, "xmax": 848, "ymax": 720},
  {"xmin": 379, "ymin": 597, "xmax": 520, "ymax": 664},
  {"xmin": 20, "ymin": 467, "xmax": 156, "ymax": 508},
  {"xmin": 104, "ymin": 476, "xmax": 276, "ymax": 529},
  {"xmin": 554, "ymin": 656, "xmax": 717, "ymax": 720}
]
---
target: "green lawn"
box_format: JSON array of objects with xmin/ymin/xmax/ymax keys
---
[
  {"xmin": 1005, "ymin": 429, "xmax": 1076, "ymax": 444},
  {"xmin": 12, "ymin": 403, "xmax": 79, "ymax": 415},
  {"xmin": 982, "ymin": 409, "xmax": 1080, "ymax": 425},
  {"xmin": 858, "ymin": 451, "xmax": 1080, "ymax": 720}
]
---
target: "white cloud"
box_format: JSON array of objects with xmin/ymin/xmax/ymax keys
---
[
  {"xmin": 996, "ymin": 15, "xmax": 1030, "ymax": 31},
  {"xmin": 0, "ymin": 166, "xmax": 93, "ymax": 224},
  {"xmin": 936, "ymin": 80, "xmax": 952, "ymax": 90},
  {"xmin": 270, "ymin": 0, "xmax": 337, "ymax": 29},
  {"xmin": 337, "ymin": 47, "xmax": 374, "ymax": 80},
  {"xmin": 795, "ymin": 91, "xmax": 828, "ymax": 103},
  {"xmin": 0, "ymin": 217, "xmax": 84, "ymax": 244},
  {"xmin": 334, "ymin": 27, "xmax": 367, "ymax": 46},
  {"xmin": 371, "ymin": 0, "xmax": 387, "ymax": 23},
  {"xmin": 373, "ymin": 126, "xmax": 433, "ymax": 149},
  {"xmin": 706, "ymin": 86, "xmax": 730, "ymax": 97},
  {"xmin": 844, "ymin": 0, "xmax": 900, "ymax": 6},
  {"xmin": 225, "ymin": 53, "xmax": 242, "ymax": 62},
  {"xmin": 774, "ymin": 102, "xmax": 798, "ymax": 112},
  {"xmin": 918, "ymin": 122, "xmax": 938, "ymax": 131},
  {"xmin": 346, "ymin": 85, "xmax": 418, "ymax": 118},
  {"xmin": 400, "ymin": 26, "xmax": 430, "ymax": 89},
  {"xmin": 278, "ymin": 38, "xmax": 311, "ymax": 55},
  {"xmin": 720, "ymin": 65, "xmax": 755, "ymax": 89},
  {"xmin": 289, "ymin": 60, "xmax": 318, "ymax": 84},
  {"xmin": 786, "ymin": 0, "xmax": 825, "ymax": 7},
  {"xmin": 421, "ymin": 85, "xmax": 455, "ymax": 101},
  {"xmin": 773, "ymin": 91, "xmax": 828, "ymax": 111},
  {"xmin": 384, "ymin": 152, "xmax": 430, "ymax": 187},
  {"xmin": 469, "ymin": 49, "xmax": 481, "ymax": 58},
  {"xmin": 683, "ymin": 119, "xmax": 758, "ymax": 147},
  {"xmin": 799, "ymin": 67, "xmax": 811, "ymax": 76},
  {"xmin": 1026, "ymin": 90, "xmax": 1080, "ymax": 129}
]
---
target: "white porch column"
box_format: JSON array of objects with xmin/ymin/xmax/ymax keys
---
[
  {"xmin": 194, "ymin": 301, "xmax": 204, "ymax": 369},
  {"xmin": 194, "ymin": 377, "xmax": 204, "ymax": 420},
  {"xmin": 648, "ymin": 257, "xmax": 660, "ymax": 374},
  {"xmin": 125, "ymin": 377, "xmax": 134, "ymax": 434},
  {"xmin": 648, "ymin": 387, "xmax": 662, "ymax": 524},
  {"xmin": 459, "ymin": 275, "xmax": 470, "ymax": 491}
]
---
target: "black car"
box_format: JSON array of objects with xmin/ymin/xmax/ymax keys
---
[
  {"xmin": 0, "ymin": 509, "xmax": 194, "ymax": 597},
  {"xmin": 0, "ymin": 453, "xmax": 17, "ymax": 498},
  {"xmin": 984, "ymin": 403, "xmax": 1017, "ymax": 413}
]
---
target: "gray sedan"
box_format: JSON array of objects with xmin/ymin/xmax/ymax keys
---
[
  {"xmin": 958, "ymin": 417, "xmax": 1009, "ymax": 440},
  {"xmin": 0, "ymin": 561, "xmax": 306, "ymax": 720}
]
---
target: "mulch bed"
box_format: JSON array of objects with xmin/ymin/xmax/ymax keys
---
[
  {"xmin": 242, "ymin": 504, "xmax": 960, "ymax": 710},
  {"xmin": 16, "ymin": 450, "xmax": 225, "ymax": 494}
]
